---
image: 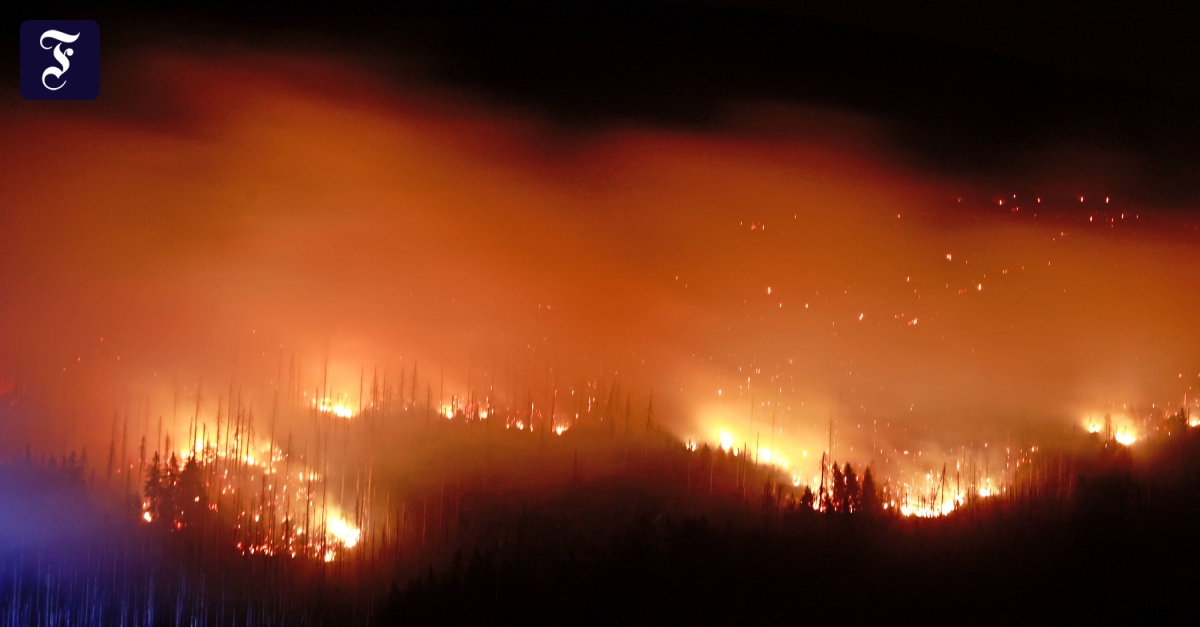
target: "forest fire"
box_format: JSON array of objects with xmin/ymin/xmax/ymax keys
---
[
  {"xmin": 315, "ymin": 397, "xmax": 356, "ymax": 419},
  {"xmin": 3, "ymin": 5, "xmax": 1200, "ymax": 624},
  {"xmin": 327, "ymin": 516, "xmax": 361, "ymax": 549}
]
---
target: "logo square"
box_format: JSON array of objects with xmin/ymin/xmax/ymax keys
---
[{"xmin": 20, "ymin": 20, "xmax": 100, "ymax": 100}]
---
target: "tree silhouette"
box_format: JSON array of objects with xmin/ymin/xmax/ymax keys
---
[
  {"xmin": 162, "ymin": 453, "xmax": 181, "ymax": 523},
  {"xmin": 830, "ymin": 462, "xmax": 844, "ymax": 512},
  {"xmin": 179, "ymin": 457, "xmax": 208, "ymax": 525},
  {"xmin": 860, "ymin": 467, "xmax": 881, "ymax": 514},
  {"xmin": 842, "ymin": 463, "xmax": 860, "ymax": 513},
  {"xmin": 144, "ymin": 453, "xmax": 163, "ymax": 521},
  {"xmin": 800, "ymin": 486, "xmax": 815, "ymax": 510}
]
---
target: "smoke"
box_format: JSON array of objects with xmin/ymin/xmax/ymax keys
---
[
  {"xmin": 2, "ymin": 50, "xmax": 1199, "ymax": 474},
  {"xmin": 0, "ymin": 463, "xmax": 97, "ymax": 551}
]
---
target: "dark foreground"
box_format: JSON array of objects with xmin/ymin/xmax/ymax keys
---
[{"xmin": 3, "ymin": 429, "xmax": 1200, "ymax": 625}]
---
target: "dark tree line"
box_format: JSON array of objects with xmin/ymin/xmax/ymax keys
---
[
  {"xmin": 764, "ymin": 462, "xmax": 882, "ymax": 516},
  {"xmin": 142, "ymin": 452, "xmax": 209, "ymax": 528},
  {"xmin": 1, "ymin": 446, "xmax": 89, "ymax": 487}
]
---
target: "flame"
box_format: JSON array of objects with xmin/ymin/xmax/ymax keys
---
[
  {"xmin": 327, "ymin": 516, "xmax": 361, "ymax": 549},
  {"xmin": 899, "ymin": 497, "xmax": 961, "ymax": 518},
  {"xmin": 164, "ymin": 430, "xmax": 358, "ymax": 561},
  {"xmin": 1115, "ymin": 429, "xmax": 1137, "ymax": 446},
  {"xmin": 314, "ymin": 399, "xmax": 354, "ymax": 418}
]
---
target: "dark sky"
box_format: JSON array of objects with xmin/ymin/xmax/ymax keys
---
[{"xmin": 6, "ymin": 1, "xmax": 1200, "ymax": 205}]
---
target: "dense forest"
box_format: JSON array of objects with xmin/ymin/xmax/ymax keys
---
[{"xmin": 2, "ymin": 405, "xmax": 1199, "ymax": 625}]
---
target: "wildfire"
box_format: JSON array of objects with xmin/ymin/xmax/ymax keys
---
[
  {"xmin": 898, "ymin": 499, "xmax": 959, "ymax": 518},
  {"xmin": 1115, "ymin": 429, "xmax": 1137, "ymax": 446},
  {"xmin": 327, "ymin": 516, "xmax": 361, "ymax": 549},
  {"xmin": 314, "ymin": 398, "xmax": 355, "ymax": 418},
  {"xmin": 161, "ymin": 427, "xmax": 360, "ymax": 562},
  {"xmin": 1082, "ymin": 416, "xmax": 1137, "ymax": 445}
]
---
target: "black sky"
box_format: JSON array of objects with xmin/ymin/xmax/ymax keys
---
[
  {"xmin": 7, "ymin": 2, "xmax": 1200, "ymax": 205},
  {"xmin": 7, "ymin": 1, "xmax": 1197, "ymax": 205}
]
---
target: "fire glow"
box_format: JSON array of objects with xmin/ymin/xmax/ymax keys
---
[
  {"xmin": 327, "ymin": 515, "xmax": 361, "ymax": 549},
  {"xmin": 315, "ymin": 398, "xmax": 355, "ymax": 419}
]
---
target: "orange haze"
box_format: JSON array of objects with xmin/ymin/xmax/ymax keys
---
[{"xmin": 2, "ymin": 51, "xmax": 1200, "ymax": 466}]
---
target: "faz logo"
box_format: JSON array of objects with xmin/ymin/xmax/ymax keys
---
[{"xmin": 20, "ymin": 20, "xmax": 100, "ymax": 100}]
